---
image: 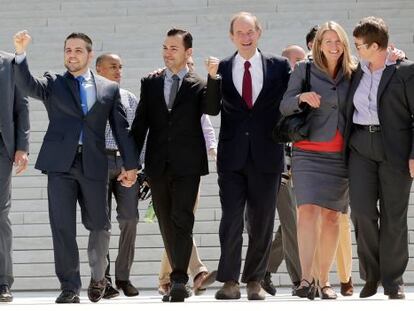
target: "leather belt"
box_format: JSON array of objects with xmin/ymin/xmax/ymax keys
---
[
  {"xmin": 354, "ymin": 124, "xmax": 381, "ymax": 133},
  {"xmin": 106, "ymin": 149, "xmax": 121, "ymax": 157}
]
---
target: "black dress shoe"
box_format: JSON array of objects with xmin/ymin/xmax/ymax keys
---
[
  {"xmin": 260, "ymin": 272, "xmax": 276, "ymax": 296},
  {"xmin": 359, "ymin": 281, "xmax": 379, "ymax": 298},
  {"xmin": 115, "ymin": 280, "xmax": 139, "ymax": 297},
  {"xmin": 55, "ymin": 290, "xmax": 80, "ymax": 303},
  {"xmin": 88, "ymin": 278, "xmax": 107, "ymax": 303},
  {"xmin": 0, "ymin": 285, "xmax": 13, "ymax": 303},
  {"xmin": 169, "ymin": 282, "xmax": 192, "ymax": 302},
  {"xmin": 103, "ymin": 283, "xmax": 120, "ymax": 299}
]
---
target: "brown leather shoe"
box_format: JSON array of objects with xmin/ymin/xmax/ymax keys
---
[
  {"xmin": 246, "ymin": 281, "xmax": 266, "ymax": 300},
  {"xmin": 215, "ymin": 281, "xmax": 241, "ymax": 300},
  {"xmin": 340, "ymin": 277, "xmax": 354, "ymax": 296},
  {"xmin": 88, "ymin": 278, "xmax": 107, "ymax": 303}
]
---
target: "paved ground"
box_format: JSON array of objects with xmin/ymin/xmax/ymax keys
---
[{"xmin": 1, "ymin": 286, "xmax": 414, "ymax": 311}]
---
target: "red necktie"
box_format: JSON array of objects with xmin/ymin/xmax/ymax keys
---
[{"xmin": 242, "ymin": 61, "xmax": 253, "ymax": 109}]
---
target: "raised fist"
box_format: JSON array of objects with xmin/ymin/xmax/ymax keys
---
[{"xmin": 14, "ymin": 30, "xmax": 31, "ymax": 55}]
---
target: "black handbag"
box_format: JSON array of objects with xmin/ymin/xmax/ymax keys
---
[{"xmin": 272, "ymin": 61, "xmax": 312, "ymax": 143}]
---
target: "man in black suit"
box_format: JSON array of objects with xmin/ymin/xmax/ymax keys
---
[
  {"xmin": 131, "ymin": 28, "xmax": 220, "ymax": 302},
  {"xmin": 13, "ymin": 31, "xmax": 138, "ymax": 303},
  {"xmin": 211, "ymin": 12, "xmax": 290, "ymax": 300},
  {"xmin": 343, "ymin": 16, "xmax": 414, "ymax": 300},
  {"xmin": 0, "ymin": 50, "xmax": 30, "ymax": 303}
]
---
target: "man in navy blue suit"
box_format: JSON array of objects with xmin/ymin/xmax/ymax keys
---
[
  {"xmin": 13, "ymin": 31, "xmax": 138, "ymax": 304},
  {"xmin": 209, "ymin": 12, "xmax": 290, "ymax": 300}
]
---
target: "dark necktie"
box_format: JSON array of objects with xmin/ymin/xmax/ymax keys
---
[
  {"xmin": 168, "ymin": 74, "xmax": 180, "ymax": 110},
  {"xmin": 242, "ymin": 61, "xmax": 253, "ymax": 109}
]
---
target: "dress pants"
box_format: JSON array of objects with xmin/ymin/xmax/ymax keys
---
[
  {"xmin": 349, "ymin": 128, "xmax": 412, "ymax": 292},
  {"xmin": 267, "ymin": 178, "xmax": 301, "ymax": 284},
  {"xmin": 105, "ymin": 154, "xmax": 139, "ymax": 283},
  {"xmin": 0, "ymin": 135, "xmax": 13, "ymax": 287},
  {"xmin": 149, "ymin": 169, "xmax": 200, "ymax": 284},
  {"xmin": 158, "ymin": 191, "xmax": 208, "ymax": 285},
  {"xmin": 217, "ymin": 156, "xmax": 280, "ymax": 283},
  {"xmin": 47, "ymin": 153, "xmax": 111, "ymax": 294}
]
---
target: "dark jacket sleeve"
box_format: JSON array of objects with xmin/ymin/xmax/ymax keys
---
[
  {"xmin": 13, "ymin": 83, "xmax": 30, "ymax": 152},
  {"xmin": 201, "ymin": 75, "xmax": 221, "ymax": 116},
  {"xmin": 13, "ymin": 57, "xmax": 49, "ymax": 102},
  {"xmin": 131, "ymin": 77, "xmax": 150, "ymax": 158},
  {"xmin": 108, "ymin": 85, "xmax": 139, "ymax": 170}
]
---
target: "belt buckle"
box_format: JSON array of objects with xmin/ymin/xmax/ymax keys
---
[{"xmin": 368, "ymin": 125, "xmax": 376, "ymax": 133}]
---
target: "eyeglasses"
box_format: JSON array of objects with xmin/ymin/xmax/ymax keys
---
[{"xmin": 354, "ymin": 43, "xmax": 368, "ymax": 50}]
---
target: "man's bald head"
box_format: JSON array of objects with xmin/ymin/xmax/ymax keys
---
[
  {"xmin": 96, "ymin": 53, "xmax": 123, "ymax": 83},
  {"xmin": 281, "ymin": 45, "xmax": 306, "ymax": 69}
]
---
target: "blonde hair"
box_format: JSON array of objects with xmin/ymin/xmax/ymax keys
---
[{"xmin": 312, "ymin": 21, "xmax": 356, "ymax": 79}]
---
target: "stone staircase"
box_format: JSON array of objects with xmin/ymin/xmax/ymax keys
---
[{"xmin": 1, "ymin": 0, "xmax": 414, "ymax": 290}]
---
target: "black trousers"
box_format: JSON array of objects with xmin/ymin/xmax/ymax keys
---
[
  {"xmin": 47, "ymin": 153, "xmax": 111, "ymax": 293},
  {"xmin": 217, "ymin": 157, "xmax": 280, "ymax": 283},
  {"xmin": 349, "ymin": 128, "xmax": 412, "ymax": 292},
  {"xmin": 0, "ymin": 134, "xmax": 13, "ymax": 287},
  {"xmin": 149, "ymin": 170, "xmax": 200, "ymax": 284}
]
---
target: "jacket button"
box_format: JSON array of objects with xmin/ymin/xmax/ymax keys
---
[
  {"xmin": 167, "ymin": 137, "xmax": 171, "ymax": 142},
  {"xmin": 245, "ymin": 132, "xmax": 249, "ymax": 136}
]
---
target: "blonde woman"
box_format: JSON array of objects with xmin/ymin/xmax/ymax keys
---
[{"xmin": 280, "ymin": 21, "xmax": 356, "ymax": 300}]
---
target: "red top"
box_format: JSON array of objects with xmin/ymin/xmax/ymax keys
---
[{"xmin": 293, "ymin": 129, "xmax": 344, "ymax": 152}]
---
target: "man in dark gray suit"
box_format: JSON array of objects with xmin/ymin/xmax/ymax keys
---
[
  {"xmin": 0, "ymin": 50, "xmax": 30, "ymax": 303},
  {"xmin": 13, "ymin": 31, "xmax": 138, "ymax": 303}
]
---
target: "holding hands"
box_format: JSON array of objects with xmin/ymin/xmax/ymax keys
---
[{"xmin": 117, "ymin": 168, "xmax": 138, "ymax": 187}]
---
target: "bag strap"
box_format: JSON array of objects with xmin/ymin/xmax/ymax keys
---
[{"xmin": 303, "ymin": 60, "xmax": 311, "ymax": 92}]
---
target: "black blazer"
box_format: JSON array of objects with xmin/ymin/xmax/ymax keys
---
[
  {"xmin": 131, "ymin": 70, "xmax": 220, "ymax": 177},
  {"xmin": 215, "ymin": 51, "xmax": 290, "ymax": 173},
  {"xmin": 14, "ymin": 58, "xmax": 138, "ymax": 181},
  {"xmin": 0, "ymin": 51, "xmax": 29, "ymax": 159},
  {"xmin": 343, "ymin": 60, "xmax": 414, "ymax": 172}
]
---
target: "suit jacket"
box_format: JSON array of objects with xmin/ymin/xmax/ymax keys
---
[
  {"xmin": 343, "ymin": 60, "xmax": 414, "ymax": 172},
  {"xmin": 131, "ymin": 70, "xmax": 220, "ymax": 177},
  {"xmin": 13, "ymin": 58, "xmax": 138, "ymax": 181},
  {"xmin": 215, "ymin": 51, "xmax": 290, "ymax": 173},
  {"xmin": 280, "ymin": 61, "xmax": 349, "ymax": 141},
  {"xmin": 0, "ymin": 51, "xmax": 29, "ymax": 160}
]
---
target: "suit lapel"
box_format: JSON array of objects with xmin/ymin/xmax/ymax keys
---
[
  {"xmin": 92, "ymin": 72, "xmax": 104, "ymax": 114},
  {"xmin": 377, "ymin": 64, "xmax": 396, "ymax": 105},
  {"xmin": 253, "ymin": 51, "xmax": 267, "ymax": 107},
  {"xmin": 223, "ymin": 53, "xmax": 249, "ymax": 110},
  {"xmin": 346, "ymin": 65, "xmax": 363, "ymax": 119},
  {"xmin": 63, "ymin": 71, "xmax": 83, "ymax": 115},
  {"xmin": 156, "ymin": 71, "xmax": 169, "ymax": 112}
]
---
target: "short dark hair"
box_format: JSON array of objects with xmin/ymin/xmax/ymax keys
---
[
  {"xmin": 353, "ymin": 16, "xmax": 389, "ymax": 50},
  {"xmin": 305, "ymin": 25, "xmax": 320, "ymax": 50},
  {"xmin": 64, "ymin": 32, "xmax": 93, "ymax": 52},
  {"xmin": 167, "ymin": 28, "xmax": 193, "ymax": 50}
]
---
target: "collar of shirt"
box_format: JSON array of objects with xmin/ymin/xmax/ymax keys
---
[
  {"xmin": 360, "ymin": 56, "xmax": 396, "ymax": 74},
  {"xmin": 232, "ymin": 49, "xmax": 263, "ymax": 105},
  {"xmin": 165, "ymin": 67, "xmax": 188, "ymax": 82}
]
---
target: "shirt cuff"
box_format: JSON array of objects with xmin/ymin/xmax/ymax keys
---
[{"xmin": 15, "ymin": 52, "xmax": 26, "ymax": 64}]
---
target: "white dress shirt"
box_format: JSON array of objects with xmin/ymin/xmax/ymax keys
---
[{"xmin": 232, "ymin": 49, "xmax": 263, "ymax": 106}]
